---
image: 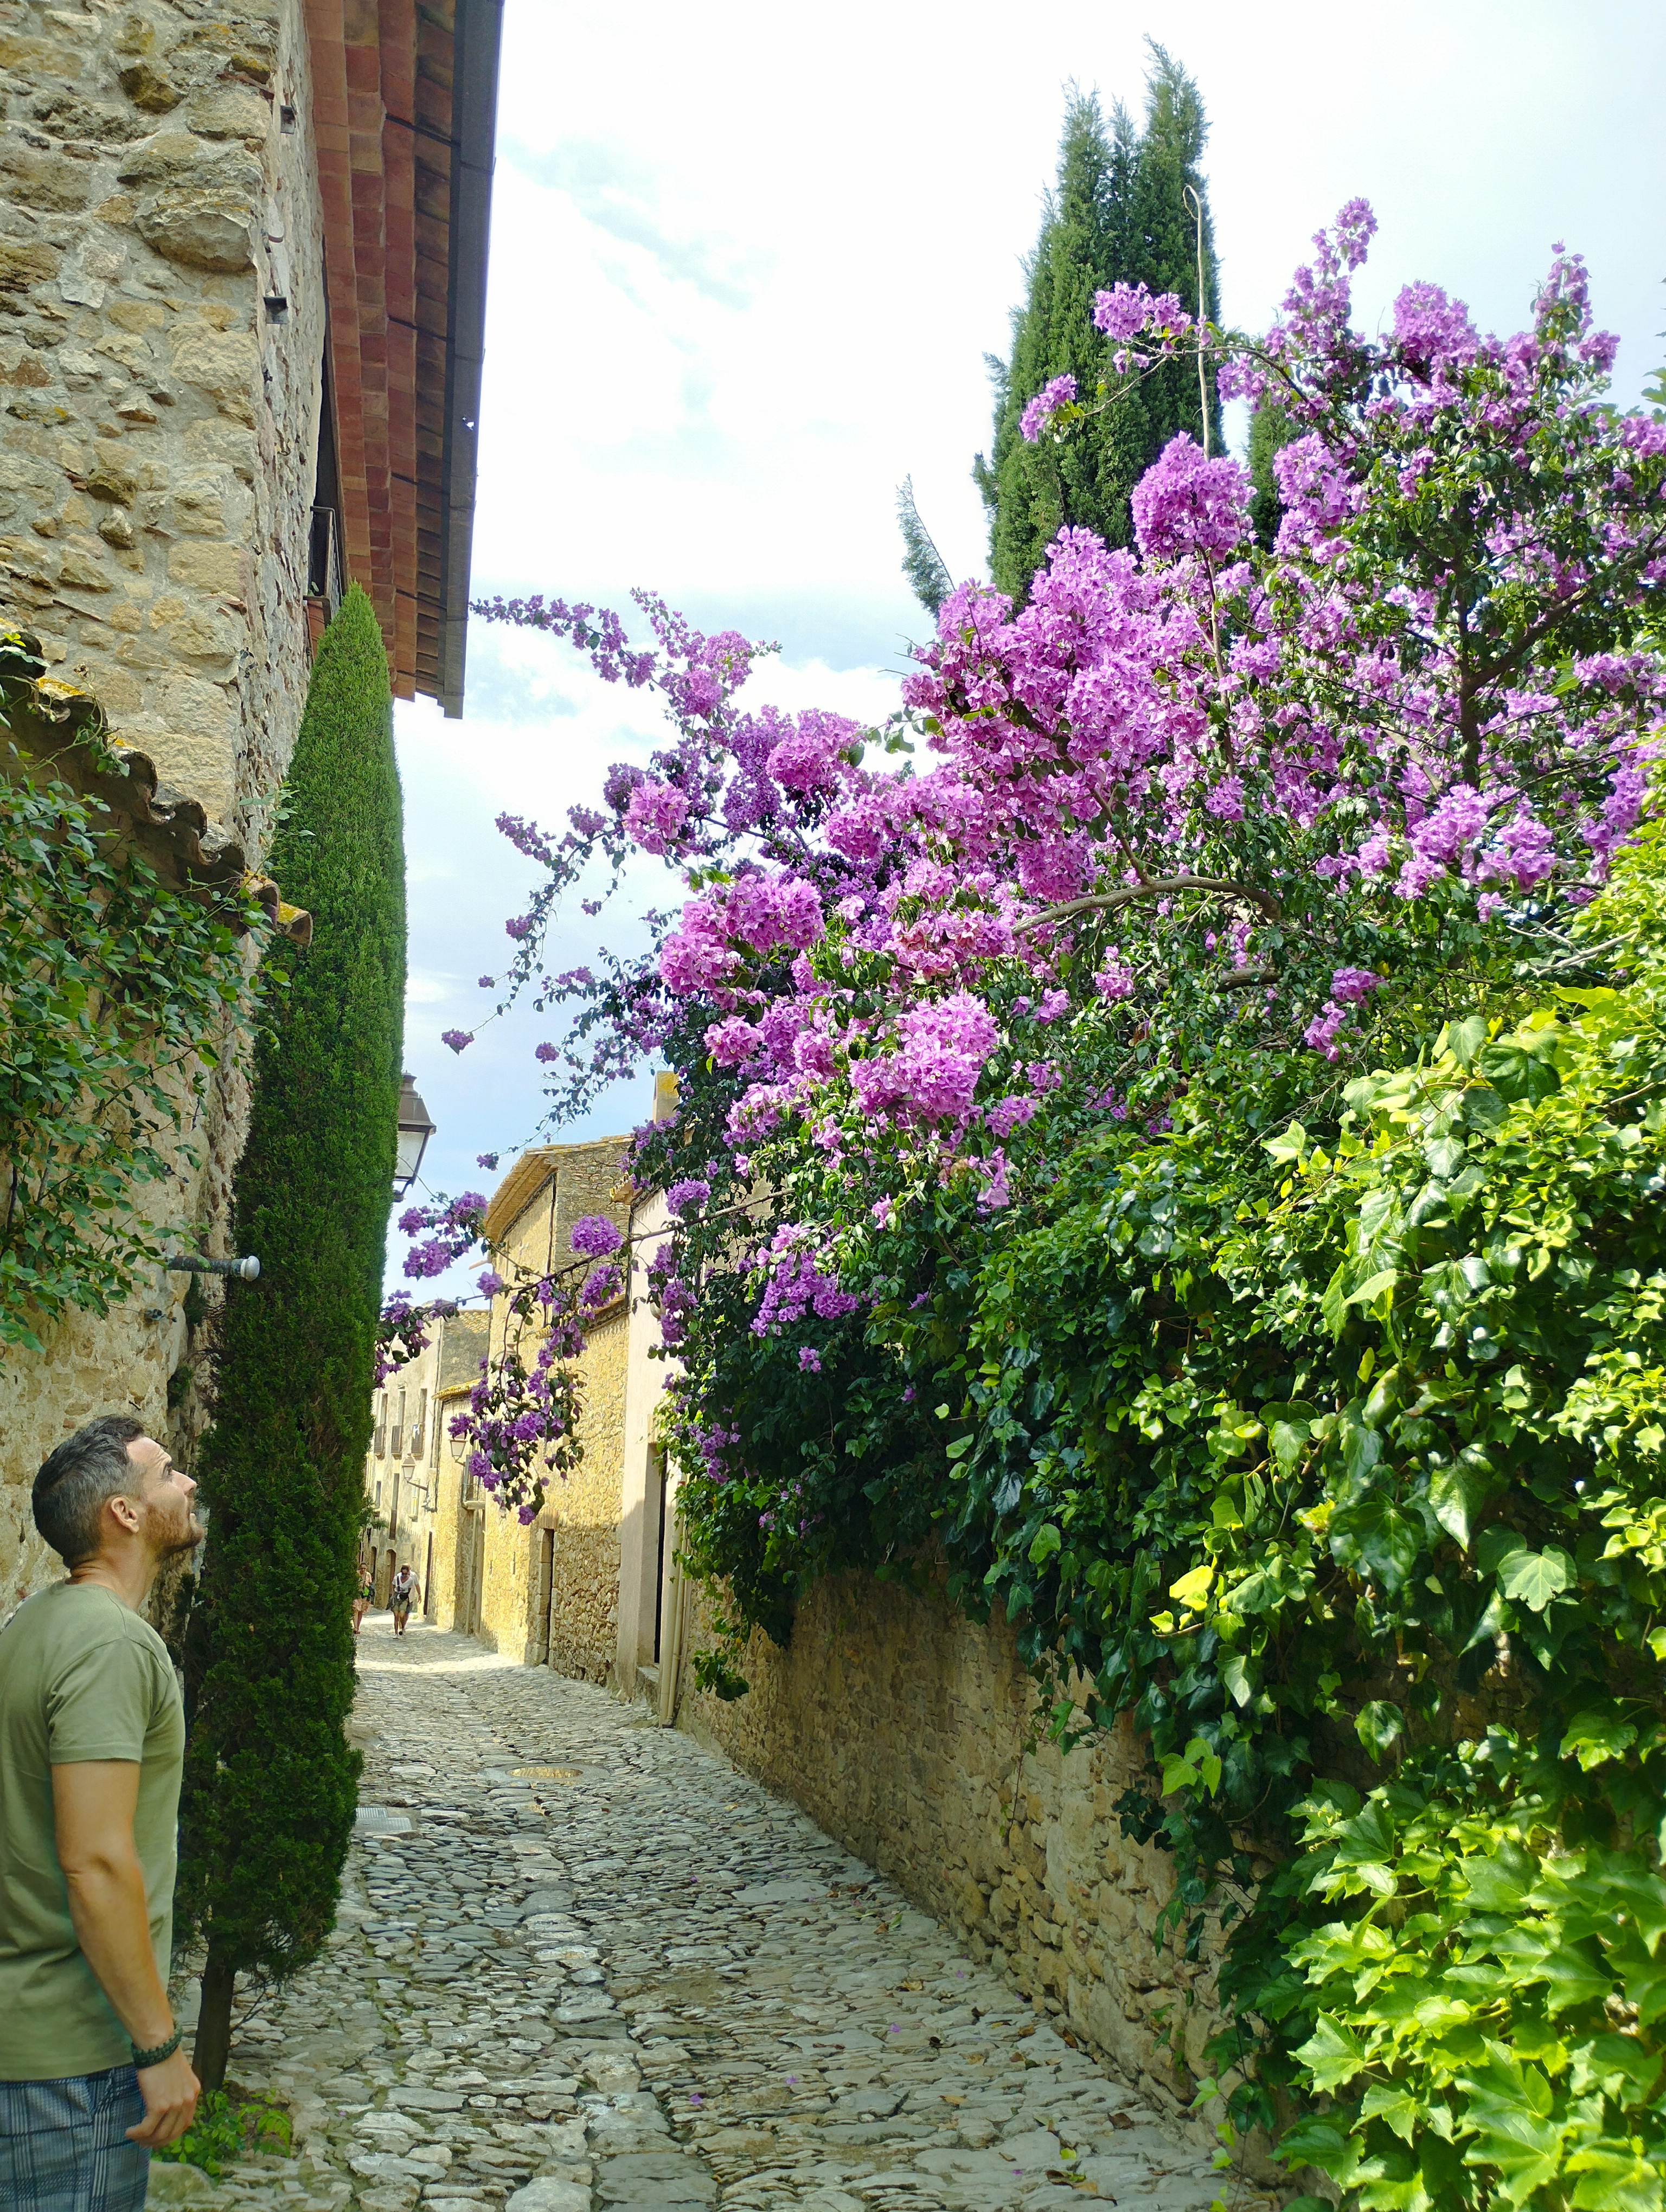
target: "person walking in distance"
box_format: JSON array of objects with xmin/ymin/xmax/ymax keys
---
[
  {"xmin": 389, "ymin": 1560, "xmax": 416, "ymax": 1637},
  {"xmin": 0, "ymin": 1415, "xmax": 203, "ymax": 2208}
]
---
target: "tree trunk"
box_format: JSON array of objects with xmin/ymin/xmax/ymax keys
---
[{"xmin": 193, "ymin": 1947, "xmax": 236, "ymax": 2091}]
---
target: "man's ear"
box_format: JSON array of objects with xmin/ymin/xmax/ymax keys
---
[{"xmin": 104, "ymin": 1490, "xmax": 143, "ymax": 1539}]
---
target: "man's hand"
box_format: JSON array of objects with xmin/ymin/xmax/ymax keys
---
[{"xmin": 128, "ymin": 2047, "xmax": 200, "ymax": 2146}]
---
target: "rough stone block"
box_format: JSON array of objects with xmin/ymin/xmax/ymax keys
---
[
  {"xmin": 507, "ymin": 2183, "xmax": 590, "ymax": 2212},
  {"xmin": 166, "ymin": 539, "xmax": 242, "ymax": 593},
  {"xmin": 137, "ymin": 189, "xmax": 255, "ymax": 274},
  {"xmin": 0, "ymin": 240, "xmax": 60, "ymax": 293},
  {"xmin": 184, "ymin": 84, "xmax": 271, "ymax": 140},
  {"xmin": 169, "ymin": 325, "xmax": 257, "ymax": 412},
  {"xmin": 0, "ymin": 143, "xmax": 94, "ymax": 212}
]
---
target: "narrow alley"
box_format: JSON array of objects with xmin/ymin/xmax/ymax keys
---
[{"xmin": 158, "ymin": 1620, "xmax": 1234, "ymax": 2212}]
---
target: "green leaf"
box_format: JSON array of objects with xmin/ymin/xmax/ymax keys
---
[
  {"xmin": 1559, "ymin": 1708, "xmax": 1639, "ymax": 1772},
  {"xmin": 1356, "ymin": 1701, "xmax": 1406, "ymax": 1764},
  {"xmin": 1169, "ymin": 1562, "xmax": 1214, "ymax": 1611},
  {"xmin": 1533, "ymin": 1945, "xmax": 1616, "ymax": 2012},
  {"xmin": 1428, "ymin": 1454, "xmax": 1493, "ymax": 1548},
  {"xmin": 1459, "ymin": 1843, "xmax": 1536, "ymax": 1912},
  {"xmin": 1029, "ymin": 1522, "xmax": 1062, "ymax": 1566},
  {"xmin": 1443, "ymin": 1013, "xmax": 1487, "ymax": 1069},
  {"xmin": 1321, "ymin": 1259, "xmax": 1349, "ymax": 1339},
  {"xmin": 1477, "ymin": 1526, "xmax": 1529, "ymax": 1578},
  {"xmin": 1345, "ymin": 1267, "xmax": 1400, "ymax": 1312},
  {"xmin": 1478, "ymin": 1033, "xmax": 1562, "ymax": 1103},
  {"xmin": 1278, "ymin": 2115, "xmax": 1361, "ymax": 2183},
  {"xmin": 1265, "ymin": 1122, "xmax": 1310, "ymax": 1165},
  {"xmin": 1330, "ymin": 1494, "xmax": 1421, "ymax": 1592},
  {"xmin": 1569, "ymin": 2155, "xmax": 1664, "ymax": 2212},
  {"xmin": 1499, "ymin": 1546, "xmax": 1574, "ymax": 1612},
  {"xmin": 1295, "ymin": 2012, "xmax": 1370, "ymax": 2093},
  {"xmin": 1362, "ymin": 2081, "xmax": 1424, "ymax": 2144}
]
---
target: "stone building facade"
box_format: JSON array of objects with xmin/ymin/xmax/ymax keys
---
[
  {"xmin": 422, "ymin": 1139, "xmax": 636, "ymax": 1673},
  {"xmin": 411, "ymin": 1303, "xmax": 488, "ymax": 1627},
  {"xmin": 0, "ymin": 0, "xmax": 501, "ymax": 1609}
]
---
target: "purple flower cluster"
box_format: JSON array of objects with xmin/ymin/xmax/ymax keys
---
[
  {"xmin": 570, "ymin": 1214, "xmax": 623, "ymax": 1259},
  {"xmin": 400, "ymin": 1192, "xmax": 487, "ymax": 1282},
  {"xmin": 1019, "ymin": 374, "xmax": 1077, "ymax": 444},
  {"xmin": 749, "ymin": 1226, "xmax": 862, "ymax": 1340},
  {"xmin": 1130, "ymin": 434, "xmax": 1252, "ymax": 564}
]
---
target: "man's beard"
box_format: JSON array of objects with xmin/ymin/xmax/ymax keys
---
[{"xmin": 148, "ymin": 1499, "xmax": 206, "ymax": 1560}]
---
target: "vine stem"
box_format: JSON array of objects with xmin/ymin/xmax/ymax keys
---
[
  {"xmin": 1183, "ymin": 184, "xmax": 1210, "ymax": 458},
  {"xmin": 1017, "ymin": 875, "xmax": 1283, "ymax": 934}
]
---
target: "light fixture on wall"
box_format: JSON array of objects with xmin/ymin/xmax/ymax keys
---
[{"xmin": 393, "ymin": 1073, "xmax": 435, "ymax": 1197}]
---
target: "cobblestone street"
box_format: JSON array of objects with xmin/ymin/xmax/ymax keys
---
[{"xmin": 155, "ymin": 1618, "xmax": 1232, "ymax": 2212}]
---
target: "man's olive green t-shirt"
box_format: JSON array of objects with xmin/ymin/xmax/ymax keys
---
[{"xmin": 0, "ymin": 1582, "xmax": 185, "ymax": 2079}]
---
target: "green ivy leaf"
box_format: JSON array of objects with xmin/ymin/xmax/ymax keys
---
[
  {"xmin": 1295, "ymin": 2014, "xmax": 1371, "ymax": 2093},
  {"xmin": 1330, "ymin": 1494, "xmax": 1421, "ymax": 1592},
  {"xmin": 1356, "ymin": 1701, "xmax": 1406, "ymax": 1764},
  {"xmin": 1558, "ymin": 1708, "xmax": 1638, "ymax": 1772},
  {"xmin": 1478, "ymin": 1033, "xmax": 1562, "ymax": 1103},
  {"xmin": 1345, "ymin": 1267, "xmax": 1400, "ymax": 1313},
  {"xmin": 1361, "ymin": 2080, "xmax": 1424, "ymax": 2144},
  {"xmin": 1428, "ymin": 1452, "xmax": 1494, "ymax": 1548},
  {"xmin": 1499, "ymin": 1547, "xmax": 1574, "ymax": 1613}
]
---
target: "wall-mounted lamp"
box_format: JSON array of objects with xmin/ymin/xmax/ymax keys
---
[
  {"xmin": 166, "ymin": 1254, "xmax": 261, "ymax": 1281},
  {"xmin": 394, "ymin": 1072, "xmax": 435, "ymax": 1197}
]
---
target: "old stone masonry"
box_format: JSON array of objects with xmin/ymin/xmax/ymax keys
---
[{"xmin": 157, "ymin": 1621, "xmax": 1242, "ymax": 2212}]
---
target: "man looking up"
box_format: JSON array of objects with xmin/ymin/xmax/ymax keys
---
[{"xmin": 0, "ymin": 1415, "xmax": 203, "ymax": 2208}]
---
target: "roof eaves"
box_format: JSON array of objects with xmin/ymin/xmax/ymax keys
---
[{"xmin": 436, "ymin": 0, "xmax": 503, "ymax": 719}]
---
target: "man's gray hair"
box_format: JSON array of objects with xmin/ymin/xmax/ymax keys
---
[{"xmin": 33, "ymin": 1414, "xmax": 148, "ymax": 1565}]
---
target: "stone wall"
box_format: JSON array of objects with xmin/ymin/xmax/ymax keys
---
[
  {"xmin": 0, "ymin": 0, "xmax": 325, "ymax": 846},
  {"xmin": 676, "ymin": 1567, "xmax": 1240, "ymax": 2152},
  {"xmin": 543, "ymin": 1302, "xmax": 625, "ymax": 1684},
  {"xmin": 0, "ymin": 0, "xmax": 326, "ymax": 1606}
]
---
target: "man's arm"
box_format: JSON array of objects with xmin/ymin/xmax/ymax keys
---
[{"xmin": 52, "ymin": 1760, "xmax": 200, "ymax": 2146}]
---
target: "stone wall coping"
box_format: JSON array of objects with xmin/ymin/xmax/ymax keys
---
[{"xmin": 1, "ymin": 629, "xmax": 310, "ymax": 943}]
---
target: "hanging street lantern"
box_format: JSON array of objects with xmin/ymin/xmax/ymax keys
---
[{"xmin": 394, "ymin": 1072, "xmax": 436, "ymax": 1197}]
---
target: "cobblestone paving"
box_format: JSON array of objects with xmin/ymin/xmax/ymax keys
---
[{"xmin": 153, "ymin": 1617, "xmax": 1237, "ymax": 2212}]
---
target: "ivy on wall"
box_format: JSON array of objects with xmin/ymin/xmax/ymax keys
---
[{"xmin": 0, "ymin": 631, "xmax": 265, "ymax": 1352}]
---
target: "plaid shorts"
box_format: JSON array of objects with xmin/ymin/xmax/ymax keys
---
[{"xmin": 0, "ymin": 2065, "xmax": 148, "ymax": 2211}]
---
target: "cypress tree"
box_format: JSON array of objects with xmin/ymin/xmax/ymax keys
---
[
  {"xmin": 896, "ymin": 475, "xmax": 952, "ymax": 616},
  {"xmin": 971, "ymin": 49, "xmax": 1221, "ymax": 603},
  {"xmin": 178, "ymin": 583, "xmax": 405, "ymax": 2088},
  {"xmin": 1117, "ymin": 45, "xmax": 1222, "ymax": 479},
  {"xmin": 1247, "ymin": 398, "xmax": 1303, "ymax": 548}
]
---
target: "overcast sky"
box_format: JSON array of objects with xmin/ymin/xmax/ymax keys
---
[{"xmin": 392, "ymin": 0, "xmax": 1665, "ymax": 1290}]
